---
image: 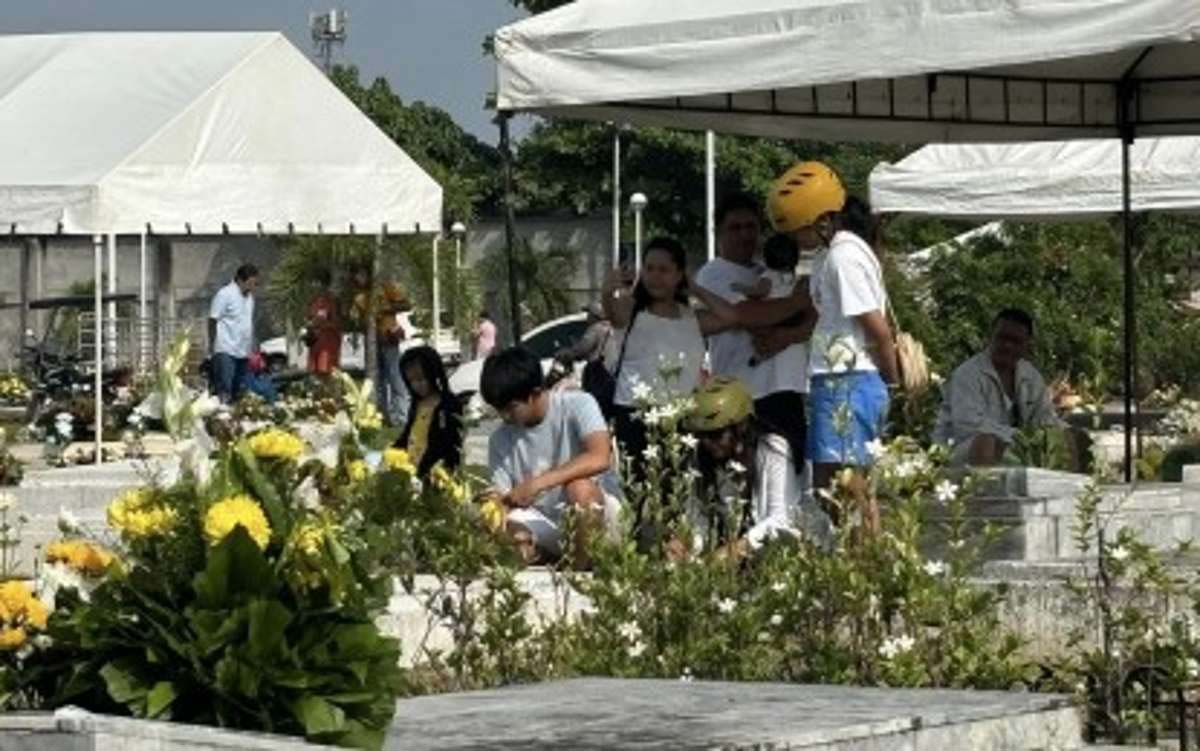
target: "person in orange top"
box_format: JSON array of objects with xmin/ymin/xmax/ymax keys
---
[
  {"xmin": 306, "ymin": 269, "xmax": 341, "ymax": 375},
  {"xmin": 351, "ymin": 267, "xmax": 411, "ymax": 427}
]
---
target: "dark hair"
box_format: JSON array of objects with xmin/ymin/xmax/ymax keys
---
[
  {"xmin": 837, "ymin": 196, "xmax": 877, "ymax": 244},
  {"xmin": 632, "ymin": 236, "xmax": 689, "ymax": 317},
  {"xmin": 480, "ymin": 347, "xmax": 543, "ymax": 409},
  {"xmin": 762, "ymin": 234, "xmax": 799, "ymax": 273},
  {"xmin": 694, "ymin": 419, "xmax": 759, "ymax": 545},
  {"xmin": 994, "ymin": 307, "xmax": 1035, "ymax": 337},
  {"xmin": 314, "ymin": 268, "xmax": 332, "ymax": 286},
  {"xmin": 714, "ymin": 192, "xmax": 760, "ymax": 227},
  {"xmin": 235, "ymin": 263, "xmax": 259, "ymax": 282},
  {"xmin": 399, "ymin": 345, "xmax": 450, "ymax": 398},
  {"xmin": 478, "ymin": 310, "xmax": 492, "ymax": 321}
]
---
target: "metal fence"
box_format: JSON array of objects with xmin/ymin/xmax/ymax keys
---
[{"xmin": 77, "ymin": 314, "xmax": 208, "ymax": 374}]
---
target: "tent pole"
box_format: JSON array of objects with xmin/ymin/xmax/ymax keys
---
[
  {"xmin": 93, "ymin": 235, "xmax": 104, "ymax": 466},
  {"xmin": 432, "ymin": 234, "xmax": 442, "ymax": 355},
  {"xmin": 18, "ymin": 234, "xmax": 30, "ymax": 353},
  {"xmin": 1120, "ymin": 127, "xmax": 1136, "ymax": 484},
  {"xmin": 612, "ymin": 125, "xmax": 621, "ymax": 269},
  {"xmin": 107, "ymin": 234, "xmax": 117, "ymax": 369},
  {"xmin": 498, "ymin": 112, "xmax": 522, "ymax": 344},
  {"xmin": 706, "ymin": 130, "xmax": 716, "ymax": 262},
  {"xmin": 139, "ymin": 229, "xmax": 148, "ymax": 373},
  {"xmin": 367, "ymin": 228, "xmax": 382, "ymax": 395}
]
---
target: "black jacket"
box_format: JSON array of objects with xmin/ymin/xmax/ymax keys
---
[{"xmin": 395, "ymin": 394, "xmax": 465, "ymax": 477}]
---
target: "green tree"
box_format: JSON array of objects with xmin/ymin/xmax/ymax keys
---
[{"xmin": 329, "ymin": 65, "xmax": 500, "ymax": 224}]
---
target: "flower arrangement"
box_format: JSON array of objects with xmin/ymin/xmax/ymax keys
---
[{"xmin": 0, "ymin": 372, "xmax": 30, "ymax": 407}]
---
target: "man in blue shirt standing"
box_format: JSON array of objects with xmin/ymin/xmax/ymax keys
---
[{"xmin": 208, "ymin": 264, "xmax": 258, "ymax": 403}]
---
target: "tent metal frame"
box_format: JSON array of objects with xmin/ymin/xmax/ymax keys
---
[{"xmin": 500, "ymin": 54, "xmax": 1200, "ymax": 481}]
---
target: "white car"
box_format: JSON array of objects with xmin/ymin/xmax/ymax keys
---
[{"xmin": 449, "ymin": 313, "xmax": 589, "ymax": 417}]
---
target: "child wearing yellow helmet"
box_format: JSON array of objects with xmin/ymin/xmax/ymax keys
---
[
  {"xmin": 683, "ymin": 378, "xmax": 830, "ymax": 555},
  {"xmin": 768, "ymin": 161, "xmax": 899, "ymax": 501}
]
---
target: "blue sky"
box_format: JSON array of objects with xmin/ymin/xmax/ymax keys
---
[{"xmin": 4, "ymin": 0, "xmax": 528, "ymax": 142}]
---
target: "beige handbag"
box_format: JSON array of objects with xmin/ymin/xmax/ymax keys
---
[{"xmin": 887, "ymin": 305, "xmax": 930, "ymax": 394}]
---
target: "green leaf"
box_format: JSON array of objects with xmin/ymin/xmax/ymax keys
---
[
  {"xmin": 290, "ymin": 695, "xmax": 346, "ymax": 737},
  {"xmin": 193, "ymin": 525, "xmax": 276, "ymax": 608},
  {"xmin": 145, "ymin": 681, "xmax": 177, "ymax": 719},
  {"xmin": 215, "ymin": 654, "xmax": 262, "ymax": 698},
  {"xmin": 99, "ymin": 661, "xmax": 150, "ymax": 712},
  {"xmin": 235, "ymin": 444, "xmax": 288, "ymax": 536},
  {"xmin": 247, "ymin": 600, "xmax": 293, "ymax": 660}
]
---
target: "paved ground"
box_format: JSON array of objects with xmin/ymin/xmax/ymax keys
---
[{"xmin": 387, "ymin": 678, "xmax": 1081, "ymax": 751}]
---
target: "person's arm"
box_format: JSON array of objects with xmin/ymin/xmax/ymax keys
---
[
  {"xmin": 558, "ymin": 324, "xmax": 603, "ymax": 364},
  {"xmin": 743, "ymin": 435, "xmax": 800, "ymax": 550},
  {"xmin": 692, "ymin": 277, "xmax": 812, "ymax": 335},
  {"xmin": 857, "ymin": 310, "xmax": 899, "ymax": 385},
  {"xmin": 208, "ymin": 288, "xmax": 224, "ymax": 354},
  {"xmin": 601, "ymin": 268, "xmax": 636, "ymax": 329},
  {"xmin": 1025, "ymin": 367, "xmax": 1067, "ymax": 429},
  {"xmin": 503, "ymin": 430, "xmax": 612, "ymax": 508},
  {"xmin": 750, "ymin": 317, "xmax": 817, "ymax": 361}
]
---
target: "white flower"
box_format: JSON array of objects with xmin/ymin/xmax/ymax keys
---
[
  {"xmin": 934, "ymin": 480, "xmax": 959, "ymax": 503},
  {"xmin": 865, "ymin": 439, "xmax": 885, "ymax": 460},
  {"xmin": 0, "ymin": 492, "xmax": 15, "ymax": 513},
  {"xmin": 679, "ymin": 433, "xmax": 698, "ymax": 450},
  {"xmin": 55, "ymin": 421, "xmax": 73, "ymax": 439},
  {"xmin": 728, "ymin": 461, "xmax": 747, "ymax": 475},
  {"xmin": 771, "ymin": 580, "xmax": 787, "ymax": 594},
  {"xmin": 37, "ymin": 562, "xmax": 89, "ymax": 609},
  {"xmin": 923, "ymin": 560, "xmax": 947, "ymax": 577},
  {"xmin": 628, "ymin": 640, "xmax": 646, "ymax": 658},
  {"xmin": 618, "ymin": 621, "xmax": 642, "ymax": 642},
  {"xmin": 878, "ymin": 634, "xmax": 916, "ymax": 660},
  {"xmin": 642, "ymin": 445, "xmax": 660, "ymax": 462},
  {"xmin": 55, "ymin": 412, "xmax": 73, "ymax": 423},
  {"xmin": 930, "ymin": 372, "xmax": 944, "ymax": 386},
  {"xmin": 631, "ymin": 381, "xmax": 653, "ymax": 402},
  {"xmin": 1187, "ymin": 658, "xmax": 1200, "ymax": 679},
  {"xmin": 769, "ymin": 613, "xmax": 784, "ymax": 627},
  {"xmin": 127, "ymin": 411, "xmax": 145, "ymax": 427},
  {"xmin": 679, "ymin": 667, "xmax": 693, "ymax": 683},
  {"xmin": 57, "ymin": 506, "xmax": 80, "ymax": 533},
  {"xmin": 716, "ymin": 597, "xmax": 736, "ymax": 614},
  {"xmin": 1109, "ymin": 545, "xmax": 1130, "ymax": 562},
  {"xmin": 296, "ymin": 476, "xmax": 322, "ymax": 512},
  {"xmin": 32, "ymin": 634, "xmax": 53, "ymax": 651}
]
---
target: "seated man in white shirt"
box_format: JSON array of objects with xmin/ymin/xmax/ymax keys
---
[{"xmin": 933, "ymin": 308, "xmax": 1065, "ymax": 465}]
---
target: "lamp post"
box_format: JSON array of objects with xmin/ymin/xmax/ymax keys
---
[
  {"xmin": 630, "ymin": 192, "xmax": 647, "ymax": 271},
  {"xmin": 450, "ymin": 221, "xmax": 466, "ymax": 353}
]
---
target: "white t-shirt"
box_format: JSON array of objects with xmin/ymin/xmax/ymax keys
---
[
  {"xmin": 209, "ymin": 281, "xmax": 255, "ymax": 358},
  {"xmin": 752, "ymin": 269, "xmax": 809, "ymax": 395},
  {"xmin": 695, "ymin": 257, "xmax": 772, "ymax": 398},
  {"xmin": 808, "ymin": 230, "xmax": 887, "ymax": 375},
  {"xmin": 613, "ymin": 307, "xmax": 706, "ymax": 407}
]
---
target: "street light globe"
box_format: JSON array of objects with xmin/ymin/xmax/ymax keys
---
[
  {"xmin": 450, "ymin": 221, "xmax": 467, "ymax": 236},
  {"xmin": 630, "ymin": 192, "xmax": 648, "ymax": 211}
]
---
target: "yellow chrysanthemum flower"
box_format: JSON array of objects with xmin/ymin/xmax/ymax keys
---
[
  {"xmin": 203, "ymin": 494, "xmax": 272, "ymax": 550},
  {"xmin": 346, "ymin": 460, "xmax": 369, "ymax": 483},
  {"xmin": 0, "ymin": 627, "xmax": 26, "ymax": 651},
  {"xmin": 246, "ymin": 429, "xmax": 306, "ymax": 462},
  {"xmin": 480, "ymin": 498, "xmax": 506, "ymax": 533},
  {"xmin": 0, "ymin": 581, "xmax": 48, "ymax": 632},
  {"xmin": 289, "ymin": 522, "xmax": 326, "ymax": 558},
  {"xmin": 382, "ymin": 448, "xmax": 416, "ymax": 475},
  {"xmin": 46, "ymin": 540, "xmax": 114, "ymax": 577},
  {"xmin": 107, "ymin": 489, "xmax": 177, "ymax": 538},
  {"xmin": 430, "ymin": 465, "xmax": 469, "ymax": 504}
]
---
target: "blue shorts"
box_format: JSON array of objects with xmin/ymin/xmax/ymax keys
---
[{"xmin": 807, "ymin": 371, "xmax": 889, "ymax": 465}]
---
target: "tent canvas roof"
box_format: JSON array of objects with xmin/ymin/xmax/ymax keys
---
[
  {"xmin": 871, "ymin": 138, "xmax": 1200, "ymax": 219},
  {"xmin": 494, "ymin": 0, "xmax": 1200, "ymax": 143},
  {"xmin": 0, "ymin": 32, "xmax": 442, "ymax": 235}
]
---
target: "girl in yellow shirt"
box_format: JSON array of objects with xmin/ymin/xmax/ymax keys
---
[{"xmin": 394, "ymin": 346, "xmax": 464, "ymax": 477}]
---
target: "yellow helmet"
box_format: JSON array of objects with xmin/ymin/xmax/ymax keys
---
[
  {"xmin": 767, "ymin": 161, "xmax": 846, "ymax": 233},
  {"xmin": 686, "ymin": 377, "xmax": 754, "ymax": 432}
]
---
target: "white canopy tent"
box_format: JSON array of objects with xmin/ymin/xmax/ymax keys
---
[
  {"xmin": 0, "ymin": 31, "xmax": 443, "ymax": 462},
  {"xmin": 871, "ymin": 138, "xmax": 1200, "ymax": 219},
  {"xmin": 493, "ymin": 0, "xmax": 1200, "ymax": 480}
]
